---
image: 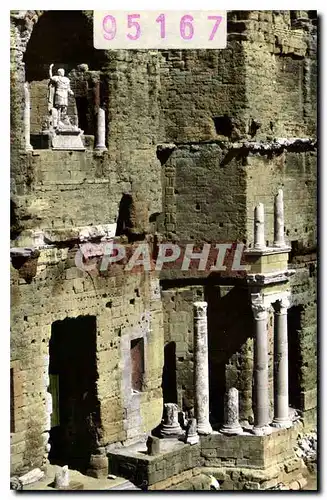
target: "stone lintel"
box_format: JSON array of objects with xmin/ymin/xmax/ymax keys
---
[{"xmin": 244, "ymin": 246, "xmax": 291, "ymax": 257}]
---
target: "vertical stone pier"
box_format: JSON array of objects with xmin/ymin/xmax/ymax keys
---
[
  {"xmin": 193, "ymin": 301, "xmax": 212, "ymax": 435},
  {"xmin": 251, "ymin": 294, "xmax": 271, "ymax": 435},
  {"xmin": 272, "ymin": 294, "xmax": 292, "ymax": 428},
  {"xmin": 24, "ymin": 82, "xmax": 33, "ymax": 151},
  {"xmin": 254, "ymin": 203, "xmax": 266, "ymax": 250},
  {"xmin": 95, "ymin": 107, "xmax": 107, "ymax": 150},
  {"xmin": 273, "ymin": 189, "xmax": 286, "ymax": 247}
]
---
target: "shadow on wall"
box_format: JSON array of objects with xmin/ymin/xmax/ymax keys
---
[
  {"xmin": 161, "ymin": 341, "xmax": 178, "ymax": 405},
  {"xmin": 23, "ymin": 10, "xmax": 107, "ymax": 82},
  {"xmin": 204, "ymin": 285, "xmax": 253, "ymax": 425},
  {"xmin": 287, "ymin": 305, "xmax": 303, "ymax": 410}
]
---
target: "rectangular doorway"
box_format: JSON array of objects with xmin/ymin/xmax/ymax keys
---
[{"xmin": 48, "ymin": 315, "xmax": 99, "ymax": 473}]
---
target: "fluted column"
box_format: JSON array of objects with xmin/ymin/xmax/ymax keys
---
[
  {"xmin": 251, "ymin": 294, "xmax": 271, "ymax": 435},
  {"xmin": 193, "ymin": 301, "xmax": 212, "ymax": 435},
  {"xmin": 24, "ymin": 82, "xmax": 33, "ymax": 151},
  {"xmin": 254, "ymin": 203, "xmax": 266, "ymax": 250},
  {"xmin": 273, "ymin": 189, "xmax": 286, "ymax": 247},
  {"xmin": 95, "ymin": 107, "xmax": 107, "ymax": 150},
  {"xmin": 272, "ymin": 294, "xmax": 292, "ymax": 428}
]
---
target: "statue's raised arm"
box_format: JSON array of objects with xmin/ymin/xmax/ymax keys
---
[{"xmin": 49, "ymin": 63, "xmax": 54, "ymax": 80}]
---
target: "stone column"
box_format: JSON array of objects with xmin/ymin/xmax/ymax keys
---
[
  {"xmin": 251, "ymin": 295, "xmax": 271, "ymax": 435},
  {"xmin": 160, "ymin": 403, "xmax": 182, "ymax": 438},
  {"xmin": 24, "ymin": 82, "xmax": 33, "ymax": 151},
  {"xmin": 194, "ymin": 301, "xmax": 212, "ymax": 435},
  {"xmin": 95, "ymin": 107, "xmax": 107, "ymax": 150},
  {"xmin": 273, "ymin": 189, "xmax": 285, "ymax": 247},
  {"xmin": 272, "ymin": 295, "xmax": 292, "ymax": 428},
  {"xmin": 220, "ymin": 387, "xmax": 243, "ymax": 435},
  {"xmin": 254, "ymin": 203, "xmax": 265, "ymax": 250},
  {"xmin": 185, "ymin": 418, "xmax": 199, "ymax": 444}
]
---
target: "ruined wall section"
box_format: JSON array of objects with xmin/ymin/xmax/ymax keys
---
[
  {"xmin": 231, "ymin": 10, "xmax": 317, "ymax": 139},
  {"xmin": 10, "ymin": 250, "xmax": 164, "ymax": 475},
  {"xmin": 158, "ymin": 41, "xmax": 247, "ymax": 143},
  {"xmin": 159, "ymin": 144, "xmax": 247, "ymax": 244},
  {"xmin": 239, "ymin": 10, "xmax": 317, "ymax": 426}
]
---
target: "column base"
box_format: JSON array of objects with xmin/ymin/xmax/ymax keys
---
[
  {"xmin": 220, "ymin": 424, "xmax": 243, "ymax": 436},
  {"xmin": 197, "ymin": 421, "xmax": 212, "ymax": 435},
  {"xmin": 186, "ymin": 434, "xmax": 200, "ymax": 445},
  {"xmin": 271, "ymin": 418, "xmax": 292, "ymax": 429},
  {"xmin": 95, "ymin": 145, "xmax": 107, "ymax": 151},
  {"xmin": 160, "ymin": 424, "xmax": 183, "ymax": 438},
  {"xmin": 252, "ymin": 425, "xmax": 272, "ymax": 436}
]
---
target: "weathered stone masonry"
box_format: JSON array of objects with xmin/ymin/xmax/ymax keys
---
[{"xmin": 11, "ymin": 10, "xmax": 317, "ymax": 490}]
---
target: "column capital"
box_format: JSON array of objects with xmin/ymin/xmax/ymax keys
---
[
  {"xmin": 273, "ymin": 294, "xmax": 291, "ymax": 314},
  {"xmin": 251, "ymin": 294, "xmax": 269, "ymax": 320},
  {"xmin": 193, "ymin": 301, "xmax": 208, "ymax": 319}
]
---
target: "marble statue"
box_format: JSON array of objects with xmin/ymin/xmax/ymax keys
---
[
  {"xmin": 46, "ymin": 64, "xmax": 85, "ymax": 150},
  {"xmin": 48, "ymin": 64, "xmax": 74, "ymax": 129}
]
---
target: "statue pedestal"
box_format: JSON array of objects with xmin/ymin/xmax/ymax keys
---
[{"xmin": 51, "ymin": 128, "xmax": 85, "ymax": 151}]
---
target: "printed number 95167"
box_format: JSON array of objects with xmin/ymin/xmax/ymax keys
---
[{"xmin": 93, "ymin": 11, "xmax": 227, "ymax": 49}]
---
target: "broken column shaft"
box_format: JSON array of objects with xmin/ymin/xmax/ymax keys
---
[
  {"xmin": 254, "ymin": 203, "xmax": 265, "ymax": 250},
  {"xmin": 273, "ymin": 189, "xmax": 286, "ymax": 247},
  {"xmin": 95, "ymin": 107, "xmax": 107, "ymax": 150}
]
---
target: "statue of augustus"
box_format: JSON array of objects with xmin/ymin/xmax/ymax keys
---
[{"xmin": 48, "ymin": 64, "xmax": 74, "ymax": 128}]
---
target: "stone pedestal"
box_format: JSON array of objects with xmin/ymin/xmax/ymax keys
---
[
  {"xmin": 273, "ymin": 189, "xmax": 286, "ymax": 247},
  {"xmin": 254, "ymin": 203, "xmax": 266, "ymax": 250},
  {"xmin": 272, "ymin": 295, "xmax": 292, "ymax": 428},
  {"xmin": 51, "ymin": 128, "xmax": 85, "ymax": 150},
  {"xmin": 147, "ymin": 435, "xmax": 161, "ymax": 455},
  {"xmin": 220, "ymin": 388, "xmax": 243, "ymax": 435},
  {"xmin": 24, "ymin": 82, "xmax": 33, "ymax": 151},
  {"xmin": 193, "ymin": 302, "xmax": 212, "ymax": 435},
  {"xmin": 160, "ymin": 403, "xmax": 183, "ymax": 438},
  {"xmin": 251, "ymin": 295, "xmax": 272, "ymax": 436},
  {"xmin": 185, "ymin": 418, "xmax": 199, "ymax": 445},
  {"xmin": 95, "ymin": 107, "xmax": 107, "ymax": 150}
]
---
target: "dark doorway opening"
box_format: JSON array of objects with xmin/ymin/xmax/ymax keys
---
[
  {"xmin": 205, "ymin": 284, "xmax": 253, "ymax": 426},
  {"xmin": 115, "ymin": 194, "xmax": 133, "ymax": 237},
  {"xmin": 162, "ymin": 342, "xmax": 178, "ymax": 404},
  {"xmin": 287, "ymin": 305, "xmax": 303, "ymax": 410},
  {"xmin": 48, "ymin": 315, "xmax": 99, "ymax": 473}
]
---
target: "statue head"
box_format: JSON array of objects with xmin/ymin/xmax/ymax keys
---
[{"xmin": 57, "ymin": 68, "xmax": 65, "ymax": 77}]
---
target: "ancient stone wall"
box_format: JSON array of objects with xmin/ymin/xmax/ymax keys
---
[
  {"xmin": 10, "ymin": 9, "xmax": 317, "ymax": 480},
  {"xmin": 10, "ymin": 249, "xmax": 164, "ymax": 474}
]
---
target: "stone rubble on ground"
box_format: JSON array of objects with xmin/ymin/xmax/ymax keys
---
[{"xmin": 295, "ymin": 431, "xmax": 317, "ymax": 463}]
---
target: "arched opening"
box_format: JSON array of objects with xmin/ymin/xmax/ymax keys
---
[
  {"xmin": 23, "ymin": 11, "xmax": 107, "ymax": 138},
  {"xmin": 48, "ymin": 315, "xmax": 100, "ymax": 473}
]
